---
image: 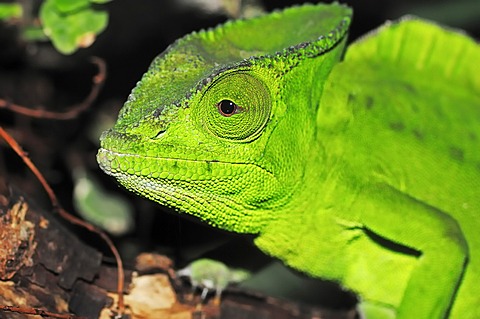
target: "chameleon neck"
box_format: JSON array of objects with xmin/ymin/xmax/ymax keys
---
[{"xmin": 253, "ymin": 49, "xmax": 359, "ymax": 279}]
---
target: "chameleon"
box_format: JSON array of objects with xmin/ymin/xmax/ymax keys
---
[{"xmin": 96, "ymin": 3, "xmax": 480, "ymax": 318}]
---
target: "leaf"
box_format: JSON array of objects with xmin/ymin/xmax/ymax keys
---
[
  {"xmin": 73, "ymin": 170, "xmax": 134, "ymax": 236},
  {"xmin": 51, "ymin": 0, "xmax": 90, "ymax": 13},
  {"xmin": 0, "ymin": 3, "xmax": 23, "ymax": 20},
  {"xmin": 40, "ymin": 0, "xmax": 108, "ymax": 54}
]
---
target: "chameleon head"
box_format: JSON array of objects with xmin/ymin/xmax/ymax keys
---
[{"xmin": 97, "ymin": 3, "xmax": 351, "ymax": 233}]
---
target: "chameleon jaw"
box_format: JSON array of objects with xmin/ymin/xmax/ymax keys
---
[{"xmin": 97, "ymin": 147, "xmax": 277, "ymax": 233}]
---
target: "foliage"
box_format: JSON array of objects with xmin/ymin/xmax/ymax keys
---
[
  {"xmin": 0, "ymin": 3, "xmax": 22, "ymax": 20},
  {"xmin": 0, "ymin": 0, "xmax": 110, "ymax": 55}
]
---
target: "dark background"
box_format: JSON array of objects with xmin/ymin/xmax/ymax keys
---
[{"xmin": 1, "ymin": 0, "xmax": 479, "ymax": 308}]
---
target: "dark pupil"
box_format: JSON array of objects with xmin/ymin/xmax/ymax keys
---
[{"xmin": 218, "ymin": 100, "xmax": 236, "ymax": 116}]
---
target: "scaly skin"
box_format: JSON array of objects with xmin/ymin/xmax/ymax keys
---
[{"xmin": 97, "ymin": 3, "xmax": 480, "ymax": 318}]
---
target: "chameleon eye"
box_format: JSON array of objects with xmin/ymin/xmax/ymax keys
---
[
  {"xmin": 198, "ymin": 72, "xmax": 271, "ymax": 142},
  {"xmin": 217, "ymin": 100, "xmax": 242, "ymax": 117}
]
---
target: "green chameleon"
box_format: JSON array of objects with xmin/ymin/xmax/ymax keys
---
[{"xmin": 97, "ymin": 3, "xmax": 480, "ymax": 318}]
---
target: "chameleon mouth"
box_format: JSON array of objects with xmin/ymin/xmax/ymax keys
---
[
  {"xmin": 96, "ymin": 148, "xmax": 281, "ymax": 228},
  {"xmin": 97, "ymin": 148, "xmax": 253, "ymax": 229},
  {"xmin": 97, "ymin": 147, "xmax": 215, "ymax": 180},
  {"xmin": 97, "ymin": 148, "xmax": 121, "ymax": 177},
  {"xmin": 97, "ymin": 147, "xmax": 274, "ymax": 183},
  {"xmin": 97, "ymin": 147, "xmax": 138, "ymax": 175}
]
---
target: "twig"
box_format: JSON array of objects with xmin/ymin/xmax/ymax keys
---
[
  {"xmin": 0, "ymin": 127, "xmax": 125, "ymax": 316},
  {"xmin": 0, "ymin": 57, "xmax": 106, "ymax": 120}
]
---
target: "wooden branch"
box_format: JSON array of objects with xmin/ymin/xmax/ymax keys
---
[{"xmin": 0, "ymin": 186, "xmax": 116, "ymax": 318}]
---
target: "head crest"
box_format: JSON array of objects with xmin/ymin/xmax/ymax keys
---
[{"xmin": 117, "ymin": 3, "xmax": 352, "ymax": 127}]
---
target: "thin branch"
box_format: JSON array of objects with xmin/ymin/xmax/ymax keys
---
[
  {"xmin": 0, "ymin": 57, "xmax": 106, "ymax": 120},
  {"xmin": 0, "ymin": 126, "xmax": 125, "ymax": 316}
]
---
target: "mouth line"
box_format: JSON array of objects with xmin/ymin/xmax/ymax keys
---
[
  {"xmin": 97, "ymin": 148, "xmax": 274, "ymax": 176},
  {"xmin": 99, "ymin": 147, "xmax": 235, "ymax": 165}
]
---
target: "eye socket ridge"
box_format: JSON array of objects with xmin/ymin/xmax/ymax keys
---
[{"xmin": 217, "ymin": 99, "xmax": 243, "ymax": 117}]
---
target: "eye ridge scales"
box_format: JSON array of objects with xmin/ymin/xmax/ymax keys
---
[{"xmin": 98, "ymin": 3, "xmax": 480, "ymax": 319}]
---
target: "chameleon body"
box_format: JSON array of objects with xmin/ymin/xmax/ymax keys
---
[{"xmin": 97, "ymin": 3, "xmax": 480, "ymax": 318}]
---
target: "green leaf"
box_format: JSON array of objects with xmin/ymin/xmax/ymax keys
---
[
  {"xmin": 0, "ymin": 3, "xmax": 23, "ymax": 20},
  {"xmin": 40, "ymin": 0, "xmax": 108, "ymax": 54},
  {"xmin": 23, "ymin": 26, "xmax": 48, "ymax": 41},
  {"xmin": 73, "ymin": 171, "xmax": 134, "ymax": 235},
  {"xmin": 52, "ymin": 0, "xmax": 90, "ymax": 13}
]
